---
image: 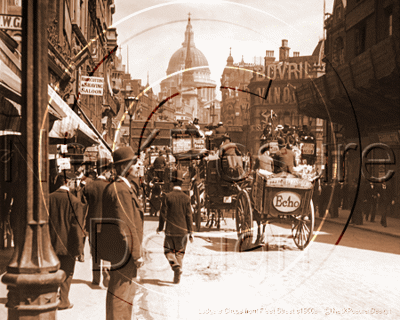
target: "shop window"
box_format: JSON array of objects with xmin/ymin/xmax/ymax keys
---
[{"xmin": 354, "ymin": 22, "xmax": 366, "ymax": 56}]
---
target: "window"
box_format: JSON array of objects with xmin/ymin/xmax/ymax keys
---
[
  {"xmin": 354, "ymin": 22, "xmax": 366, "ymax": 56},
  {"xmin": 385, "ymin": 6, "xmax": 393, "ymax": 36},
  {"xmin": 335, "ymin": 5, "xmax": 342, "ymax": 22},
  {"xmin": 333, "ymin": 37, "xmax": 345, "ymax": 66}
]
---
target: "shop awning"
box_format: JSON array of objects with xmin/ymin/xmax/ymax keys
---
[
  {"xmin": 296, "ymin": 36, "xmax": 400, "ymax": 130},
  {"xmin": 48, "ymin": 86, "xmax": 99, "ymax": 146},
  {"xmin": 0, "ymin": 60, "xmax": 101, "ymax": 146}
]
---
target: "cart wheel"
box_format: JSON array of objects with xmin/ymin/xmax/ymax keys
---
[
  {"xmin": 235, "ymin": 190, "xmax": 254, "ymax": 251},
  {"xmin": 192, "ymin": 183, "xmax": 201, "ymax": 232},
  {"xmin": 292, "ymin": 199, "xmax": 315, "ymax": 250}
]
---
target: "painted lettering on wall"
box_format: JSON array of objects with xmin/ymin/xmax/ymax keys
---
[{"xmin": 255, "ymin": 86, "xmax": 296, "ymax": 105}]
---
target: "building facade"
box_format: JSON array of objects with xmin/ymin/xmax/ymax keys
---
[
  {"xmin": 219, "ymin": 50, "xmax": 261, "ymax": 144},
  {"xmin": 296, "ymin": 0, "xmax": 400, "ymax": 216},
  {"xmin": 246, "ymin": 40, "xmax": 325, "ymax": 157}
]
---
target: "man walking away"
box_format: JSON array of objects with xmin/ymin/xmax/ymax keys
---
[
  {"xmin": 48, "ymin": 171, "xmax": 84, "ymax": 310},
  {"xmin": 82, "ymin": 157, "xmax": 111, "ymax": 286},
  {"xmin": 157, "ymin": 170, "xmax": 193, "ymax": 284}
]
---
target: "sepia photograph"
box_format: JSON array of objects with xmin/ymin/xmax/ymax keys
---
[{"xmin": 0, "ymin": 0, "xmax": 399, "ymax": 319}]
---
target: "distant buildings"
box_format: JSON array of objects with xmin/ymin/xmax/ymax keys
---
[{"xmin": 159, "ymin": 15, "xmax": 218, "ymax": 124}]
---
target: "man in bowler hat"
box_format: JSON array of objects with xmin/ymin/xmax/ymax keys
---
[
  {"xmin": 100, "ymin": 146, "xmax": 144, "ymax": 320},
  {"xmin": 157, "ymin": 170, "xmax": 194, "ymax": 284},
  {"xmin": 82, "ymin": 157, "xmax": 111, "ymax": 286},
  {"xmin": 48, "ymin": 171, "xmax": 84, "ymax": 310}
]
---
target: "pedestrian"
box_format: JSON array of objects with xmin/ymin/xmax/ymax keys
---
[
  {"xmin": 365, "ymin": 182, "xmax": 378, "ymax": 222},
  {"xmin": 157, "ymin": 170, "xmax": 194, "ymax": 284},
  {"xmin": 379, "ymin": 181, "xmax": 394, "ymax": 227},
  {"xmin": 273, "ymin": 137, "xmax": 296, "ymax": 174},
  {"xmin": 48, "ymin": 171, "xmax": 84, "ymax": 310},
  {"xmin": 99, "ymin": 146, "xmax": 144, "ymax": 320},
  {"xmin": 81, "ymin": 157, "xmax": 111, "ymax": 287},
  {"xmin": 254, "ymin": 144, "xmax": 273, "ymax": 173}
]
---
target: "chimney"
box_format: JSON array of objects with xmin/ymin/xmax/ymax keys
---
[
  {"xmin": 279, "ymin": 39, "xmax": 290, "ymax": 61},
  {"xmin": 293, "ymin": 51, "xmax": 300, "ymax": 57},
  {"xmin": 264, "ymin": 50, "xmax": 275, "ymax": 67}
]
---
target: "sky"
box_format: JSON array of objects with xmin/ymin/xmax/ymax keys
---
[{"xmin": 112, "ymin": 0, "xmax": 335, "ymax": 97}]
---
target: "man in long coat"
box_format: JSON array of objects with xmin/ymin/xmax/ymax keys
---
[
  {"xmin": 49, "ymin": 171, "xmax": 84, "ymax": 310},
  {"xmin": 99, "ymin": 147, "xmax": 144, "ymax": 320},
  {"xmin": 273, "ymin": 137, "xmax": 296, "ymax": 174},
  {"xmin": 82, "ymin": 157, "xmax": 111, "ymax": 286},
  {"xmin": 157, "ymin": 170, "xmax": 193, "ymax": 284}
]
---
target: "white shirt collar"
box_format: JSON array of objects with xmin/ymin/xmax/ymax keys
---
[
  {"xmin": 173, "ymin": 186, "xmax": 182, "ymax": 191},
  {"xmin": 59, "ymin": 185, "xmax": 69, "ymax": 191},
  {"xmin": 118, "ymin": 176, "xmax": 131, "ymax": 189},
  {"xmin": 98, "ymin": 175, "xmax": 106, "ymax": 180}
]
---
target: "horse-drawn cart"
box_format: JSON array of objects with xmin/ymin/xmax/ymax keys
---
[{"xmin": 236, "ymin": 171, "xmax": 316, "ymax": 251}]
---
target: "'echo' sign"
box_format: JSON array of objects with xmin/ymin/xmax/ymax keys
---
[{"xmin": 273, "ymin": 191, "xmax": 301, "ymax": 213}]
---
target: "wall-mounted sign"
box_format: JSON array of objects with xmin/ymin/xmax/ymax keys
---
[
  {"xmin": 0, "ymin": 14, "xmax": 22, "ymax": 31},
  {"xmin": 80, "ymin": 76, "xmax": 104, "ymax": 96}
]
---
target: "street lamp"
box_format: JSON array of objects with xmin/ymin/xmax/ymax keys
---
[{"xmin": 124, "ymin": 96, "xmax": 139, "ymax": 146}]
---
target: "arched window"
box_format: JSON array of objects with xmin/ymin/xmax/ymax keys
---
[{"xmin": 333, "ymin": 37, "xmax": 344, "ymax": 66}]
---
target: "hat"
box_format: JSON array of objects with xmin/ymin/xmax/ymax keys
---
[
  {"xmin": 58, "ymin": 170, "xmax": 75, "ymax": 181},
  {"xmin": 193, "ymin": 118, "xmax": 199, "ymax": 125},
  {"xmin": 276, "ymin": 124, "xmax": 284, "ymax": 130},
  {"xmin": 277, "ymin": 137, "xmax": 286, "ymax": 147},
  {"xmin": 171, "ymin": 169, "xmax": 185, "ymax": 182},
  {"xmin": 96, "ymin": 157, "xmax": 110, "ymax": 169},
  {"xmin": 113, "ymin": 146, "xmax": 135, "ymax": 164}
]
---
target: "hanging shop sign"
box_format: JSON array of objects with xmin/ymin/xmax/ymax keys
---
[
  {"xmin": 0, "ymin": 14, "xmax": 22, "ymax": 31},
  {"xmin": 57, "ymin": 157, "xmax": 71, "ymax": 172},
  {"xmin": 80, "ymin": 76, "xmax": 104, "ymax": 96}
]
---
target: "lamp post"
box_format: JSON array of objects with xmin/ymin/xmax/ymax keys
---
[
  {"xmin": 124, "ymin": 96, "xmax": 139, "ymax": 147},
  {"xmin": 1, "ymin": 1, "xmax": 65, "ymax": 319}
]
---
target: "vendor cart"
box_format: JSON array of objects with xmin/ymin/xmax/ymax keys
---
[{"xmin": 236, "ymin": 172, "xmax": 315, "ymax": 251}]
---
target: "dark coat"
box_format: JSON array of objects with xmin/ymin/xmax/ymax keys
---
[
  {"xmin": 273, "ymin": 147, "xmax": 296, "ymax": 174},
  {"xmin": 153, "ymin": 156, "xmax": 166, "ymax": 169},
  {"xmin": 48, "ymin": 188, "xmax": 84, "ymax": 257},
  {"xmin": 82, "ymin": 177, "xmax": 110, "ymax": 234},
  {"xmin": 100, "ymin": 179, "xmax": 143, "ymax": 264},
  {"xmin": 159, "ymin": 188, "xmax": 193, "ymax": 236}
]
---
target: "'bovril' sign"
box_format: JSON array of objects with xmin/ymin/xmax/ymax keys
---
[{"xmin": 273, "ymin": 191, "xmax": 301, "ymax": 213}]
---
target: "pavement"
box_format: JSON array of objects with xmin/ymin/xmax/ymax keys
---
[
  {"xmin": 0, "ymin": 209, "xmax": 399, "ymax": 319},
  {"xmin": 315, "ymin": 208, "xmax": 400, "ymax": 238}
]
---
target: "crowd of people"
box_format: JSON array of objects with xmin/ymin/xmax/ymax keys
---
[
  {"xmin": 41, "ymin": 121, "xmax": 396, "ymax": 317},
  {"xmin": 46, "ymin": 146, "xmax": 194, "ymax": 319}
]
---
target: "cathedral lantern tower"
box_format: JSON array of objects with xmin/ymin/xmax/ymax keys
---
[{"xmin": 160, "ymin": 14, "xmax": 217, "ymax": 122}]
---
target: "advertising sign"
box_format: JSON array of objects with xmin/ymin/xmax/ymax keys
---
[
  {"xmin": 193, "ymin": 138, "xmax": 205, "ymax": 149},
  {"xmin": 0, "ymin": 14, "xmax": 22, "ymax": 31},
  {"xmin": 57, "ymin": 157, "xmax": 71, "ymax": 171},
  {"xmin": 80, "ymin": 76, "xmax": 104, "ymax": 96},
  {"xmin": 272, "ymin": 191, "xmax": 301, "ymax": 213},
  {"xmin": 172, "ymin": 137, "xmax": 192, "ymax": 153}
]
